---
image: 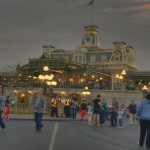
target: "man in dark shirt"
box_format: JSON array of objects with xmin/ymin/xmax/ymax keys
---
[
  {"xmin": 93, "ymin": 94, "xmax": 101, "ymax": 126},
  {"xmin": 128, "ymin": 100, "xmax": 136, "ymax": 124}
]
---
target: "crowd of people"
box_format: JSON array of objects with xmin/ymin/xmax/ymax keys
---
[
  {"xmin": 33, "ymin": 91, "xmax": 150, "ymax": 149},
  {"xmin": 0, "ymin": 86, "xmax": 150, "ymax": 149}
]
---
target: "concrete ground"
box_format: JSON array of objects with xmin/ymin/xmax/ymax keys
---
[{"xmin": 0, "ymin": 115, "xmax": 142, "ymax": 150}]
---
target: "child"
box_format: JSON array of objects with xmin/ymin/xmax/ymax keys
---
[
  {"xmin": 80, "ymin": 100, "xmax": 87, "ymax": 122},
  {"xmin": 110, "ymin": 106, "xmax": 118, "ymax": 127},
  {"xmin": 117, "ymin": 107, "xmax": 125, "ymax": 128},
  {"xmin": 87, "ymin": 102, "xmax": 93, "ymax": 125},
  {"xmin": 3, "ymin": 96, "xmax": 11, "ymax": 121}
]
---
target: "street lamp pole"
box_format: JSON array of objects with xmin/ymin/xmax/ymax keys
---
[
  {"xmin": 38, "ymin": 66, "xmax": 57, "ymax": 96},
  {"xmin": 114, "ymin": 70, "xmax": 126, "ymax": 90},
  {"xmin": 82, "ymin": 86, "xmax": 91, "ymax": 102},
  {"xmin": 142, "ymin": 85, "xmax": 148, "ymax": 98}
]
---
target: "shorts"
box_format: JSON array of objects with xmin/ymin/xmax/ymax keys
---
[
  {"xmin": 94, "ymin": 108, "xmax": 100, "ymax": 114},
  {"xmin": 80, "ymin": 110, "xmax": 87, "ymax": 117},
  {"xmin": 4, "ymin": 106, "xmax": 10, "ymax": 115}
]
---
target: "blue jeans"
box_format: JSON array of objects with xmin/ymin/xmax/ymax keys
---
[
  {"xmin": 34, "ymin": 112, "xmax": 43, "ymax": 130},
  {"xmin": 70, "ymin": 108, "xmax": 76, "ymax": 119},
  {"xmin": 0, "ymin": 110, "xmax": 5, "ymax": 129},
  {"xmin": 100, "ymin": 109, "xmax": 106, "ymax": 124},
  {"xmin": 119, "ymin": 118, "xmax": 123, "ymax": 127},
  {"xmin": 111, "ymin": 111, "xmax": 118, "ymax": 127},
  {"xmin": 139, "ymin": 119, "xmax": 150, "ymax": 149}
]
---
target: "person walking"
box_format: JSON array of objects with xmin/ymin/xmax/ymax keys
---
[
  {"xmin": 136, "ymin": 93, "xmax": 150, "ymax": 150},
  {"xmin": 128, "ymin": 100, "xmax": 137, "ymax": 124},
  {"xmin": 3, "ymin": 96, "xmax": 11, "ymax": 121},
  {"xmin": 34, "ymin": 90, "xmax": 47, "ymax": 132},
  {"xmin": 0, "ymin": 86, "xmax": 6, "ymax": 129}
]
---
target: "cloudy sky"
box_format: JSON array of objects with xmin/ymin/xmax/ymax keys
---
[{"xmin": 0, "ymin": 0, "xmax": 150, "ymax": 71}]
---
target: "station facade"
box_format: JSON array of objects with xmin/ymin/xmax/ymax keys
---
[{"xmin": 0, "ymin": 25, "xmax": 150, "ymax": 106}]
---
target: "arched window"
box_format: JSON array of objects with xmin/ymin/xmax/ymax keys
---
[
  {"xmin": 114, "ymin": 52, "xmax": 120, "ymax": 62},
  {"xmin": 90, "ymin": 55, "xmax": 96, "ymax": 62},
  {"xmin": 102, "ymin": 55, "xmax": 107, "ymax": 62}
]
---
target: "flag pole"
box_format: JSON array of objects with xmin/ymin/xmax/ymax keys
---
[
  {"xmin": 88, "ymin": 0, "xmax": 95, "ymax": 26},
  {"xmin": 92, "ymin": 0, "xmax": 94, "ymax": 25}
]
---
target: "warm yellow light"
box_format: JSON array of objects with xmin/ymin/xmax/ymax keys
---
[
  {"xmin": 44, "ymin": 75, "xmax": 49, "ymax": 80},
  {"xmin": 85, "ymin": 86, "xmax": 88, "ymax": 90},
  {"xmin": 21, "ymin": 93, "xmax": 25, "ymax": 97},
  {"xmin": 38, "ymin": 75, "xmax": 44, "ymax": 80},
  {"xmin": 81, "ymin": 79, "xmax": 84, "ymax": 82},
  {"xmin": 82, "ymin": 91, "xmax": 90, "ymax": 95},
  {"xmin": 47, "ymin": 81, "xmax": 57, "ymax": 86},
  {"xmin": 28, "ymin": 90, "xmax": 32, "ymax": 94},
  {"xmin": 115, "ymin": 74, "xmax": 119, "ymax": 79},
  {"xmin": 142, "ymin": 85, "xmax": 148, "ymax": 91},
  {"xmin": 52, "ymin": 81, "xmax": 57, "ymax": 85},
  {"xmin": 119, "ymin": 75, "xmax": 123, "ymax": 80},
  {"xmin": 70, "ymin": 78, "xmax": 73, "ymax": 82},
  {"xmin": 121, "ymin": 70, "xmax": 126, "ymax": 75},
  {"xmin": 50, "ymin": 74, "xmax": 54, "ymax": 79},
  {"xmin": 43, "ymin": 66, "xmax": 49, "ymax": 71}
]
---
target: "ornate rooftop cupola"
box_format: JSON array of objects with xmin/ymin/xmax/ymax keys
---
[
  {"xmin": 43, "ymin": 45, "xmax": 55, "ymax": 58},
  {"xmin": 81, "ymin": 25, "xmax": 101, "ymax": 48}
]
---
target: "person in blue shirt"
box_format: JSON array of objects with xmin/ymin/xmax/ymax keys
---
[
  {"xmin": 111, "ymin": 96, "xmax": 119, "ymax": 127},
  {"xmin": 0, "ymin": 86, "xmax": 6, "ymax": 129},
  {"xmin": 34, "ymin": 90, "xmax": 47, "ymax": 132},
  {"xmin": 136, "ymin": 93, "xmax": 150, "ymax": 150}
]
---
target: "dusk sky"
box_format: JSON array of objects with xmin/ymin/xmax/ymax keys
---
[{"xmin": 0, "ymin": 0, "xmax": 150, "ymax": 71}]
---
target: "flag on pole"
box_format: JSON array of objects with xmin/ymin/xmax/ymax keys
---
[{"xmin": 87, "ymin": 0, "xmax": 94, "ymax": 6}]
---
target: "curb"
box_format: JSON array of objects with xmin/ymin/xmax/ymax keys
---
[{"xmin": 10, "ymin": 118, "xmax": 81, "ymax": 121}]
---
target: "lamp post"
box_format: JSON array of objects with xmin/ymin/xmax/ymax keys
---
[
  {"xmin": 38, "ymin": 66, "xmax": 57, "ymax": 96},
  {"xmin": 142, "ymin": 85, "xmax": 148, "ymax": 91},
  {"xmin": 115, "ymin": 74, "xmax": 123, "ymax": 90},
  {"xmin": 82, "ymin": 86, "xmax": 91, "ymax": 102},
  {"xmin": 114, "ymin": 70, "xmax": 126, "ymax": 90},
  {"xmin": 142, "ymin": 85, "xmax": 148, "ymax": 98}
]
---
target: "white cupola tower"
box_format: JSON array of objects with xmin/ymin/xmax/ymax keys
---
[{"xmin": 81, "ymin": 25, "xmax": 101, "ymax": 48}]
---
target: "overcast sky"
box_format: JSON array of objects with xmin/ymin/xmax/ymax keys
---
[{"xmin": 0, "ymin": 0, "xmax": 150, "ymax": 71}]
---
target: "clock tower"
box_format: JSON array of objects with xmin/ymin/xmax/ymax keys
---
[{"xmin": 81, "ymin": 25, "xmax": 101, "ymax": 48}]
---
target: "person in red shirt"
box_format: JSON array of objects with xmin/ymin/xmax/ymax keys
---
[
  {"xmin": 3, "ymin": 96, "xmax": 11, "ymax": 121},
  {"xmin": 80, "ymin": 100, "xmax": 87, "ymax": 122}
]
